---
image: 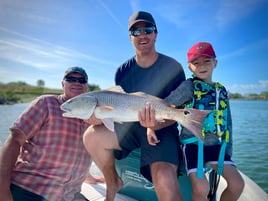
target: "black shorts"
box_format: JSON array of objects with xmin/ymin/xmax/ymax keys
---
[
  {"xmin": 10, "ymin": 184, "xmax": 89, "ymax": 201},
  {"xmin": 114, "ymin": 122, "xmax": 181, "ymax": 181},
  {"xmin": 11, "ymin": 184, "xmax": 46, "ymax": 201},
  {"xmin": 182, "ymin": 143, "xmax": 234, "ymax": 175}
]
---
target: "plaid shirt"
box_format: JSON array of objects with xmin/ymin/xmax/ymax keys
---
[{"xmin": 10, "ymin": 94, "xmax": 91, "ymax": 200}]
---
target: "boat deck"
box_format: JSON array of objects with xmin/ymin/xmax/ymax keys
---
[
  {"xmin": 80, "ymin": 167, "xmax": 268, "ymax": 201},
  {"xmin": 81, "ymin": 182, "xmax": 137, "ymax": 201}
]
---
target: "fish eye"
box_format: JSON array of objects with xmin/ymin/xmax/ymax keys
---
[{"xmin": 184, "ymin": 110, "xmax": 190, "ymax": 115}]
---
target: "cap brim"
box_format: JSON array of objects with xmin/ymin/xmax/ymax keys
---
[
  {"xmin": 64, "ymin": 71, "xmax": 88, "ymax": 80},
  {"xmin": 128, "ymin": 20, "xmax": 155, "ymax": 30},
  {"xmin": 188, "ymin": 54, "xmax": 215, "ymax": 62}
]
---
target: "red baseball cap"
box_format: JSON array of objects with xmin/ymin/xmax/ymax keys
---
[{"xmin": 187, "ymin": 42, "xmax": 216, "ymax": 62}]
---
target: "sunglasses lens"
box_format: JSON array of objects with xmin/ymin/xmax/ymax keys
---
[
  {"xmin": 65, "ymin": 77, "xmax": 87, "ymax": 84},
  {"xmin": 144, "ymin": 27, "xmax": 155, "ymax": 34},
  {"xmin": 131, "ymin": 29, "xmax": 140, "ymax": 37},
  {"xmin": 131, "ymin": 27, "xmax": 155, "ymax": 37}
]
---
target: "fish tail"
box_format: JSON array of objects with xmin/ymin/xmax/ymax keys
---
[{"xmin": 178, "ymin": 108, "xmax": 211, "ymax": 141}]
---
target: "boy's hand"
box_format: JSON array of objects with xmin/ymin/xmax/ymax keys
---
[{"xmin": 147, "ymin": 128, "xmax": 160, "ymax": 146}]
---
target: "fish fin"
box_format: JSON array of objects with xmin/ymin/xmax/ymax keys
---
[
  {"xmin": 102, "ymin": 119, "xmax": 115, "ymax": 132},
  {"xmin": 105, "ymin": 85, "xmax": 126, "ymax": 93},
  {"xmin": 130, "ymin": 92, "xmax": 147, "ymax": 96},
  {"xmin": 130, "ymin": 92, "xmax": 172, "ymax": 106},
  {"xmin": 99, "ymin": 105, "xmax": 114, "ymax": 111},
  {"xmin": 62, "ymin": 111, "xmax": 93, "ymax": 120},
  {"xmin": 179, "ymin": 108, "xmax": 211, "ymax": 142}
]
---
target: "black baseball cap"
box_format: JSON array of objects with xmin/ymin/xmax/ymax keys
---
[
  {"xmin": 128, "ymin": 11, "xmax": 157, "ymax": 31},
  {"xmin": 63, "ymin": 67, "xmax": 88, "ymax": 81}
]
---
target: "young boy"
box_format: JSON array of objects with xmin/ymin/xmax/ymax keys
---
[{"xmin": 147, "ymin": 42, "xmax": 244, "ymax": 201}]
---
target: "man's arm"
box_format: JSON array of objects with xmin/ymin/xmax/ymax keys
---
[{"xmin": 0, "ymin": 129, "xmax": 26, "ymax": 201}]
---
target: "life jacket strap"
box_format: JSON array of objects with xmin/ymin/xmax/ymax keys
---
[
  {"xmin": 197, "ymin": 140, "xmax": 204, "ymax": 178},
  {"xmin": 181, "ymin": 137, "xmax": 204, "ymax": 178},
  {"xmin": 217, "ymin": 141, "xmax": 227, "ymax": 175},
  {"xmin": 181, "ymin": 137, "xmax": 227, "ymax": 178}
]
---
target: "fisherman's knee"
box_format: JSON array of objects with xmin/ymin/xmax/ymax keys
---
[
  {"xmin": 83, "ymin": 126, "xmax": 98, "ymax": 150},
  {"xmin": 83, "ymin": 125, "xmax": 93, "ymax": 140},
  {"xmin": 151, "ymin": 162, "xmax": 177, "ymax": 185}
]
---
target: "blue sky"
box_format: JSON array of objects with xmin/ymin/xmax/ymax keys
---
[{"xmin": 0, "ymin": 0, "xmax": 267, "ymax": 94}]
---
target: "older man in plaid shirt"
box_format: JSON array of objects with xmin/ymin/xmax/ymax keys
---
[{"xmin": 0, "ymin": 67, "xmax": 97, "ymax": 201}]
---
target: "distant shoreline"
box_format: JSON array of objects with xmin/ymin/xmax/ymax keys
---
[
  {"xmin": 0, "ymin": 81, "xmax": 101, "ymax": 105},
  {"xmin": 1, "ymin": 95, "xmax": 268, "ymax": 106},
  {"xmin": 1, "ymin": 81, "xmax": 267, "ymax": 104}
]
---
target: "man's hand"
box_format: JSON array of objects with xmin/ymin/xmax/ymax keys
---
[
  {"xmin": 138, "ymin": 104, "xmax": 175, "ymax": 130},
  {"xmin": 84, "ymin": 114, "xmax": 103, "ymax": 125},
  {"xmin": 138, "ymin": 104, "xmax": 157, "ymax": 128}
]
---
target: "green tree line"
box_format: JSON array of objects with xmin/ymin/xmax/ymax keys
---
[
  {"xmin": 0, "ymin": 81, "xmax": 268, "ymax": 104},
  {"xmin": 0, "ymin": 81, "xmax": 100, "ymax": 104},
  {"xmin": 228, "ymin": 91, "xmax": 268, "ymax": 100}
]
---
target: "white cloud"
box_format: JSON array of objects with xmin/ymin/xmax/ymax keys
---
[
  {"xmin": 129, "ymin": 0, "xmax": 141, "ymax": 13},
  {"xmin": 0, "ymin": 0, "xmax": 59, "ymax": 29},
  {"xmin": 151, "ymin": 0, "xmax": 265, "ymax": 34},
  {"xmin": 227, "ymin": 80, "xmax": 268, "ymax": 94},
  {"xmin": 98, "ymin": 0, "xmax": 124, "ymax": 29},
  {"xmin": 220, "ymin": 38, "xmax": 268, "ymax": 60},
  {"xmin": 216, "ymin": 0, "xmax": 265, "ymax": 29},
  {"xmin": 0, "ymin": 26, "xmax": 116, "ymax": 70}
]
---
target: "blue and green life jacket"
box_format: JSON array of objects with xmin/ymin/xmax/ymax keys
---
[{"xmin": 181, "ymin": 77, "xmax": 229, "ymax": 178}]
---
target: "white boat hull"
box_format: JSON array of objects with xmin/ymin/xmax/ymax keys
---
[{"xmin": 81, "ymin": 163, "xmax": 268, "ymax": 201}]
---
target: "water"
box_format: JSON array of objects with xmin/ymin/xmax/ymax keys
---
[
  {"xmin": 230, "ymin": 100, "xmax": 268, "ymax": 193},
  {"xmin": 0, "ymin": 100, "xmax": 268, "ymax": 193},
  {"xmin": 0, "ymin": 102, "xmax": 30, "ymax": 145}
]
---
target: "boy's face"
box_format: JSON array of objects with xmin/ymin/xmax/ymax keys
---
[{"xmin": 188, "ymin": 56, "xmax": 217, "ymax": 83}]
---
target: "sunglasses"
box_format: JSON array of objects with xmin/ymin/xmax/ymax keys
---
[
  {"xmin": 130, "ymin": 26, "xmax": 156, "ymax": 37},
  {"xmin": 64, "ymin": 77, "xmax": 87, "ymax": 84}
]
